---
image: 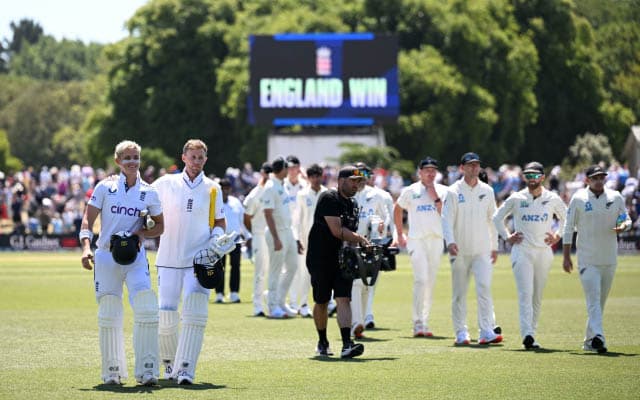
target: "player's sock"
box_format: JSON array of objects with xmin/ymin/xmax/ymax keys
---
[
  {"xmin": 340, "ymin": 327, "xmax": 351, "ymax": 346},
  {"xmin": 317, "ymin": 329, "xmax": 328, "ymax": 345}
]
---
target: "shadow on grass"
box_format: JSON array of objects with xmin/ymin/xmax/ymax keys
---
[
  {"xmin": 310, "ymin": 356, "xmax": 398, "ymax": 362},
  {"xmin": 399, "ymin": 335, "xmax": 450, "ymax": 340},
  {"xmin": 355, "ymin": 336, "xmax": 392, "ymax": 343},
  {"xmin": 505, "ymin": 348, "xmax": 571, "ymax": 354},
  {"xmin": 450, "ymin": 343, "xmax": 505, "ymax": 350},
  {"xmin": 84, "ymin": 381, "xmax": 225, "ymax": 393},
  {"xmin": 569, "ymin": 351, "xmax": 639, "ymax": 358}
]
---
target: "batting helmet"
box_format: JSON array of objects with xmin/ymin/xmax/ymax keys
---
[
  {"xmin": 109, "ymin": 231, "xmax": 140, "ymax": 265},
  {"xmin": 193, "ymin": 248, "xmax": 225, "ymax": 289}
]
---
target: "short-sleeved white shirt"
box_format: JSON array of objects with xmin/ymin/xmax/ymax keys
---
[
  {"xmin": 152, "ymin": 171, "xmax": 224, "ymax": 268},
  {"xmin": 295, "ymin": 184, "xmax": 327, "ymax": 246},
  {"xmin": 244, "ymin": 184, "xmax": 267, "ymax": 235},
  {"xmin": 493, "ymin": 188, "xmax": 567, "ymax": 248},
  {"xmin": 396, "ymin": 181, "xmax": 449, "ymax": 239},
  {"xmin": 88, "ymin": 172, "xmax": 162, "ymax": 250},
  {"xmin": 261, "ymin": 176, "xmax": 292, "ymax": 232}
]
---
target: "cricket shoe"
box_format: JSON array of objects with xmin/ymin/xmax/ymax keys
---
[
  {"xmin": 103, "ymin": 373, "xmax": 122, "ymax": 385},
  {"xmin": 283, "ymin": 304, "xmax": 298, "ymax": 318},
  {"xmin": 454, "ymin": 330, "xmax": 471, "ymax": 346},
  {"xmin": 351, "ymin": 323, "xmax": 365, "ymax": 339},
  {"xmin": 316, "ymin": 341, "xmax": 334, "ymax": 357},
  {"xmin": 364, "ymin": 314, "xmax": 376, "ymax": 329},
  {"xmin": 584, "ymin": 335, "xmax": 607, "ymax": 354},
  {"xmin": 269, "ymin": 306, "xmax": 288, "ymax": 319},
  {"xmin": 299, "ymin": 304, "xmax": 312, "ymax": 318},
  {"xmin": 229, "ymin": 292, "xmax": 241, "ymax": 303},
  {"xmin": 341, "ymin": 342, "xmax": 365, "ymax": 359},
  {"xmin": 177, "ymin": 370, "xmax": 193, "ymax": 385},
  {"xmin": 478, "ymin": 331, "xmax": 503, "ymax": 345},
  {"xmin": 137, "ymin": 372, "xmax": 158, "ymax": 386},
  {"xmin": 523, "ymin": 335, "xmax": 541, "ymax": 350},
  {"xmin": 214, "ymin": 293, "xmax": 225, "ymax": 304}
]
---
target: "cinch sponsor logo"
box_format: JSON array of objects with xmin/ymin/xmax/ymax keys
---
[
  {"xmin": 521, "ymin": 213, "xmax": 549, "ymax": 222},
  {"xmin": 110, "ymin": 205, "xmax": 143, "ymax": 216}
]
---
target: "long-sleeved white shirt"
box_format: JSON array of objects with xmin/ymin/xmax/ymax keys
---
[
  {"xmin": 396, "ymin": 181, "xmax": 449, "ymax": 239},
  {"xmin": 493, "ymin": 188, "xmax": 567, "ymax": 248},
  {"xmin": 294, "ymin": 184, "xmax": 327, "ymax": 247},
  {"xmin": 153, "ymin": 171, "xmax": 224, "ymax": 268},
  {"xmin": 442, "ymin": 178, "xmax": 498, "ymax": 255},
  {"xmin": 261, "ymin": 176, "xmax": 292, "ymax": 232},
  {"xmin": 562, "ymin": 187, "xmax": 629, "ymax": 265},
  {"xmin": 354, "ymin": 185, "xmax": 389, "ymax": 238},
  {"xmin": 244, "ymin": 184, "xmax": 267, "ymax": 235}
]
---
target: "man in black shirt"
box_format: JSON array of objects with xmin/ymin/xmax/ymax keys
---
[{"xmin": 307, "ymin": 166, "xmax": 370, "ymax": 358}]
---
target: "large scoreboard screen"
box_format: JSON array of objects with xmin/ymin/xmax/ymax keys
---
[{"xmin": 248, "ymin": 33, "xmax": 399, "ymax": 126}]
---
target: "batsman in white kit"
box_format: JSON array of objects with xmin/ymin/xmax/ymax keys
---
[
  {"xmin": 492, "ymin": 162, "xmax": 567, "ymax": 349},
  {"xmin": 562, "ymin": 165, "xmax": 631, "ymax": 354},
  {"xmin": 80, "ymin": 140, "xmax": 164, "ymax": 386},
  {"xmin": 394, "ymin": 157, "xmax": 448, "ymax": 337},
  {"xmin": 442, "ymin": 152, "xmax": 502, "ymax": 346},
  {"xmin": 152, "ymin": 139, "xmax": 234, "ymax": 384}
]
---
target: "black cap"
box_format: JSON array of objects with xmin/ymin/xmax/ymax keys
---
[
  {"xmin": 286, "ymin": 155, "xmax": 300, "ymax": 167},
  {"xmin": 260, "ymin": 162, "xmax": 273, "ymax": 173},
  {"xmin": 586, "ymin": 165, "xmax": 607, "ymax": 178},
  {"xmin": 338, "ymin": 166, "xmax": 366, "ymax": 180},
  {"xmin": 271, "ymin": 156, "xmax": 287, "ymax": 173},
  {"xmin": 523, "ymin": 161, "xmax": 544, "ymax": 174},
  {"xmin": 460, "ymin": 152, "xmax": 481, "ymax": 164},
  {"xmin": 419, "ymin": 157, "xmax": 439, "ymax": 169}
]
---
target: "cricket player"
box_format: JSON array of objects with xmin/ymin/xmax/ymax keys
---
[
  {"xmin": 351, "ymin": 163, "xmax": 390, "ymax": 338},
  {"xmin": 562, "ymin": 164, "xmax": 631, "ymax": 354},
  {"xmin": 493, "ymin": 162, "xmax": 567, "ymax": 349},
  {"xmin": 442, "ymin": 152, "xmax": 502, "ymax": 346},
  {"xmin": 293, "ymin": 163, "xmax": 327, "ymax": 317},
  {"xmin": 394, "ymin": 157, "xmax": 449, "ymax": 337},
  {"xmin": 243, "ymin": 162, "xmax": 272, "ymax": 316},
  {"xmin": 80, "ymin": 140, "xmax": 164, "ymax": 386},
  {"xmin": 263, "ymin": 156, "xmax": 299, "ymax": 318},
  {"xmin": 152, "ymin": 139, "xmax": 227, "ymax": 384}
]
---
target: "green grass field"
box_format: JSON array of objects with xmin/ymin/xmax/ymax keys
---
[{"xmin": 0, "ymin": 251, "xmax": 638, "ymax": 399}]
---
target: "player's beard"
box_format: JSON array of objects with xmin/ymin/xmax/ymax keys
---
[{"xmin": 527, "ymin": 180, "xmax": 542, "ymax": 191}]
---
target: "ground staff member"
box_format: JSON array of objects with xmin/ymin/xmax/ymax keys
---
[
  {"xmin": 442, "ymin": 152, "xmax": 502, "ymax": 346},
  {"xmin": 307, "ymin": 166, "xmax": 369, "ymax": 358},
  {"xmin": 562, "ymin": 164, "xmax": 631, "ymax": 354},
  {"xmin": 394, "ymin": 157, "xmax": 449, "ymax": 337},
  {"xmin": 493, "ymin": 162, "xmax": 566, "ymax": 350},
  {"xmin": 152, "ymin": 139, "xmax": 226, "ymax": 384},
  {"xmin": 80, "ymin": 140, "xmax": 164, "ymax": 386}
]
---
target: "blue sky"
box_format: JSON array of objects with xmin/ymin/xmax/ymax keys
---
[{"xmin": 0, "ymin": 0, "xmax": 150, "ymax": 44}]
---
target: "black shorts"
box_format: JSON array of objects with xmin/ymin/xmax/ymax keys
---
[{"xmin": 307, "ymin": 256, "xmax": 352, "ymax": 304}]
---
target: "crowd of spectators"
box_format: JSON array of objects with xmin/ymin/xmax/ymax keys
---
[{"xmin": 1, "ymin": 160, "xmax": 639, "ymax": 237}]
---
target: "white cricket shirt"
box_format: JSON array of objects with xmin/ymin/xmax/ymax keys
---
[
  {"xmin": 562, "ymin": 187, "xmax": 628, "ymax": 265},
  {"xmin": 261, "ymin": 176, "xmax": 292, "ymax": 232},
  {"xmin": 396, "ymin": 181, "xmax": 449, "ymax": 239},
  {"xmin": 244, "ymin": 184, "xmax": 267, "ymax": 235},
  {"xmin": 89, "ymin": 172, "xmax": 162, "ymax": 250},
  {"xmin": 295, "ymin": 184, "xmax": 327, "ymax": 246},
  {"xmin": 493, "ymin": 188, "xmax": 567, "ymax": 248},
  {"xmin": 152, "ymin": 171, "xmax": 224, "ymax": 268},
  {"xmin": 442, "ymin": 179, "xmax": 498, "ymax": 255},
  {"xmin": 354, "ymin": 185, "xmax": 389, "ymax": 238}
]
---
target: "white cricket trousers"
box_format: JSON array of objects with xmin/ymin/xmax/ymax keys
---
[
  {"xmin": 510, "ymin": 245, "xmax": 553, "ymax": 338},
  {"xmin": 408, "ymin": 237, "xmax": 443, "ymax": 326},
  {"xmin": 578, "ymin": 263, "xmax": 616, "ymax": 341},
  {"xmin": 289, "ymin": 252, "xmax": 311, "ymax": 309},
  {"xmin": 251, "ymin": 233, "xmax": 269, "ymax": 313},
  {"xmin": 265, "ymin": 228, "xmax": 298, "ymax": 310},
  {"xmin": 451, "ymin": 253, "xmax": 496, "ymax": 335}
]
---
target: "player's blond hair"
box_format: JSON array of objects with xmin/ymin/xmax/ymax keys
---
[
  {"xmin": 114, "ymin": 140, "xmax": 141, "ymax": 160},
  {"xmin": 183, "ymin": 139, "xmax": 208, "ymax": 155}
]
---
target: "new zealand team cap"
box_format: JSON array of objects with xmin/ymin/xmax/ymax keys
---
[
  {"xmin": 586, "ymin": 165, "xmax": 607, "ymax": 178},
  {"xmin": 286, "ymin": 155, "xmax": 300, "ymax": 167},
  {"xmin": 523, "ymin": 162, "xmax": 544, "ymax": 174},
  {"xmin": 460, "ymin": 152, "xmax": 481, "ymax": 165},
  {"xmin": 419, "ymin": 157, "xmax": 439, "ymax": 169}
]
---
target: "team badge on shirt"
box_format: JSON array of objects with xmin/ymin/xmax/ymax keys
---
[
  {"xmin": 479, "ymin": 194, "xmax": 486, "ymax": 200},
  {"xmin": 520, "ymin": 201, "xmax": 529, "ymax": 208},
  {"xmin": 606, "ymin": 201, "xmax": 613, "ymax": 209},
  {"xmin": 585, "ymin": 202, "xmax": 593, "ymax": 212},
  {"xmin": 458, "ymin": 194, "xmax": 465, "ymax": 203}
]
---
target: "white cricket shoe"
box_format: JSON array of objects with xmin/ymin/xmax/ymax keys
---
[
  {"xmin": 177, "ymin": 370, "xmax": 193, "ymax": 385},
  {"xmin": 214, "ymin": 293, "xmax": 225, "ymax": 303},
  {"xmin": 454, "ymin": 330, "xmax": 471, "ymax": 346},
  {"xmin": 364, "ymin": 314, "xmax": 375, "ymax": 329},
  {"xmin": 137, "ymin": 372, "xmax": 158, "ymax": 386},
  {"xmin": 299, "ymin": 304, "xmax": 312, "ymax": 318},
  {"xmin": 103, "ymin": 373, "xmax": 121, "ymax": 385},
  {"xmin": 283, "ymin": 304, "xmax": 298, "ymax": 318},
  {"xmin": 270, "ymin": 306, "xmax": 287, "ymax": 319},
  {"xmin": 478, "ymin": 330, "xmax": 503, "ymax": 345},
  {"xmin": 229, "ymin": 292, "xmax": 241, "ymax": 303}
]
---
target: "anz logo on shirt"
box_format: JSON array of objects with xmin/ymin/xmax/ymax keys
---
[
  {"xmin": 416, "ymin": 204, "xmax": 437, "ymax": 213},
  {"xmin": 359, "ymin": 208, "xmax": 374, "ymax": 219},
  {"xmin": 287, "ymin": 195, "xmax": 296, "ymax": 204},
  {"xmin": 585, "ymin": 202, "xmax": 593, "ymax": 212},
  {"xmin": 521, "ymin": 213, "xmax": 549, "ymax": 222}
]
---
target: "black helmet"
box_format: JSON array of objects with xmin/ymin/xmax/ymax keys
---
[
  {"xmin": 109, "ymin": 231, "xmax": 140, "ymax": 265},
  {"xmin": 193, "ymin": 248, "xmax": 225, "ymax": 289}
]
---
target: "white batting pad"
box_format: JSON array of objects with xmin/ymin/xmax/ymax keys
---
[
  {"xmin": 159, "ymin": 310, "xmax": 179, "ymax": 368},
  {"xmin": 98, "ymin": 295, "xmax": 128, "ymax": 381},
  {"xmin": 173, "ymin": 292, "xmax": 208, "ymax": 379},
  {"xmin": 133, "ymin": 289, "xmax": 159, "ymax": 380}
]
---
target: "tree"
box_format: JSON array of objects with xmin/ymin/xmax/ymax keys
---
[{"xmin": 0, "ymin": 129, "xmax": 22, "ymax": 172}]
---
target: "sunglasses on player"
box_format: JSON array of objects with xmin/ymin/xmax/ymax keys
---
[{"xmin": 524, "ymin": 173, "xmax": 543, "ymax": 180}]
